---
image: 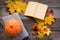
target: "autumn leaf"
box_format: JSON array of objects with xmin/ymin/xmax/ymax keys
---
[{"xmin": 6, "ymin": 0, "xmax": 27, "ymax": 14}]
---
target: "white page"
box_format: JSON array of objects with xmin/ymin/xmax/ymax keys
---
[
  {"xmin": 34, "ymin": 3, "xmax": 48, "ymax": 20},
  {"xmin": 35, "ymin": 3, "xmax": 48, "ymax": 20},
  {"xmin": 24, "ymin": 1, "xmax": 37, "ymax": 16}
]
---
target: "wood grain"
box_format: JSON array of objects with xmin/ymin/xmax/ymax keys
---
[{"xmin": 0, "ymin": 0, "xmax": 60, "ymax": 40}]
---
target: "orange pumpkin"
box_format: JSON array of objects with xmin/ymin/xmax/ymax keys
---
[{"xmin": 4, "ymin": 18, "xmax": 22, "ymax": 37}]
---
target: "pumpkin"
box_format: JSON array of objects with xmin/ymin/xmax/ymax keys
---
[{"xmin": 4, "ymin": 18, "xmax": 22, "ymax": 37}]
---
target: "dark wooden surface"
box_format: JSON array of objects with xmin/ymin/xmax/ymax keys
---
[
  {"xmin": 0, "ymin": 0, "xmax": 60, "ymax": 7},
  {"xmin": 0, "ymin": 0, "xmax": 60, "ymax": 40},
  {"xmin": 22, "ymin": 18, "xmax": 60, "ymax": 40},
  {"xmin": 0, "ymin": 18, "xmax": 60, "ymax": 40}
]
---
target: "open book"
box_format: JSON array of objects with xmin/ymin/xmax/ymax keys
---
[{"xmin": 24, "ymin": 1, "xmax": 48, "ymax": 20}]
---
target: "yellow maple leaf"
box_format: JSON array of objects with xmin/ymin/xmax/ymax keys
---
[
  {"xmin": 6, "ymin": 0, "xmax": 27, "ymax": 14},
  {"xmin": 9, "ymin": 8, "xmax": 15, "ymax": 13},
  {"xmin": 35, "ymin": 18, "xmax": 44, "ymax": 26},
  {"xmin": 37, "ymin": 25, "xmax": 51, "ymax": 36},
  {"xmin": 42, "ymin": 26, "xmax": 51, "ymax": 36},
  {"xmin": 37, "ymin": 31, "xmax": 44, "ymax": 39},
  {"xmin": 44, "ymin": 15, "xmax": 55, "ymax": 25}
]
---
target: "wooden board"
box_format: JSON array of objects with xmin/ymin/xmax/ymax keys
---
[
  {"xmin": 0, "ymin": 18, "xmax": 60, "ymax": 40},
  {"xmin": 0, "ymin": 0, "xmax": 60, "ymax": 40}
]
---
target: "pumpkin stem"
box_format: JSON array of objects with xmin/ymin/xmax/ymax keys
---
[{"xmin": 10, "ymin": 26, "xmax": 13, "ymax": 28}]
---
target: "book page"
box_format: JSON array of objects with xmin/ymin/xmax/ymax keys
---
[
  {"xmin": 24, "ymin": 1, "xmax": 37, "ymax": 17},
  {"xmin": 34, "ymin": 3, "xmax": 48, "ymax": 20}
]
